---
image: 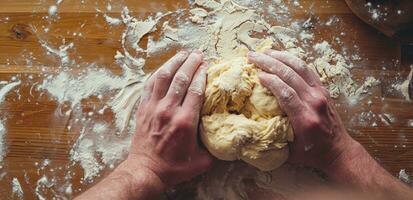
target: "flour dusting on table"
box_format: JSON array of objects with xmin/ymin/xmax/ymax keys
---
[{"xmin": 12, "ymin": 177, "xmax": 24, "ymax": 199}]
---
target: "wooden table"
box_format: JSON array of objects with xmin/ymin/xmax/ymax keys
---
[{"xmin": 0, "ymin": 0, "xmax": 412, "ymax": 199}]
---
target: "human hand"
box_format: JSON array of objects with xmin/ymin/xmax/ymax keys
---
[
  {"xmin": 125, "ymin": 50, "xmax": 213, "ymax": 189},
  {"xmin": 248, "ymin": 50, "xmax": 356, "ymax": 171}
]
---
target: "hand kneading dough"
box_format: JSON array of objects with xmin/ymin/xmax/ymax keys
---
[{"xmin": 201, "ymin": 57, "xmax": 294, "ymax": 171}]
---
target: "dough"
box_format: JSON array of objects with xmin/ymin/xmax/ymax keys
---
[{"xmin": 201, "ymin": 57, "xmax": 294, "ymax": 171}]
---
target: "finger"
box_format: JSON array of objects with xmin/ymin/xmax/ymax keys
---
[
  {"xmin": 182, "ymin": 62, "xmax": 208, "ymax": 119},
  {"xmin": 166, "ymin": 50, "xmax": 203, "ymax": 104},
  {"xmin": 139, "ymin": 73, "xmax": 156, "ymax": 107},
  {"xmin": 258, "ymin": 72, "xmax": 305, "ymax": 117},
  {"xmin": 151, "ymin": 51, "xmax": 190, "ymax": 100},
  {"xmin": 264, "ymin": 50, "xmax": 321, "ymax": 86},
  {"xmin": 136, "ymin": 74, "xmax": 156, "ymax": 127},
  {"xmin": 248, "ymin": 52, "xmax": 310, "ymax": 95}
]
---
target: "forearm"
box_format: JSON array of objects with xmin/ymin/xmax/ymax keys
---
[
  {"xmin": 75, "ymin": 160, "xmax": 165, "ymax": 200},
  {"xmin": 324, "ymin": 140, "xmax": 413, "ymax": 199}
]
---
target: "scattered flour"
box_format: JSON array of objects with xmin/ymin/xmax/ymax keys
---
[
  {"xmin": 399, "ymin": 66, "xmax": 413, "ymax": 101},
  {"xmin": 36, "ymin": 6, "xmax": 158, "ymax": 183},
  {"xmin": 39, "ymin": 69, "xmax": 128, "ymax": 107},
  {"xmin": 147, "ymin": 23, "xmax": 210, "ymax": 56},
  {"xmin": 365, "ymin": 3, "xmax": 384, "ymax": 21},
  {"xmin": 0, "ymin": 81, "xmax": 21, "ymax": 102},
  {"xmin": 109, "ymin": 78, "xmax": 146, "ymax": 132},
  {"xmin": 189, "ymin": 8, "xmax": 208, "ymax": 23},
  {"xmin": 48, "ymin": 5, "xmax": 58, "ymax": 16},
  {"xmin": 35, "ymin": 175, "xmax": 55, "ymax": 200},
  {"xmin": 39, "ymin": 41, "xmax": 74, "ymax": 67},
  {"xmin": 408, "ymin": 120, "xmax": 413, "ymax": 127},
  {"xmin": 103, "ymin": 14, "xmax": 122, "ymax": 26},
  {"xmin": 0, "ymin": 81, "xmax": 21, "ymax": 163},
  {"xmin": 120, "ymin": 7, "xmax": 159, "ymax": 52},
  {"xmin": 311, "ymin": 41, "xmax": 379, "ymax": 99},
  {"xmin": 70, "ymin": 122, "xmax": 132, "ymax": 181},
  {"xmin": 399, "ymin": 169, "xmax": 411, "ymax": 185},
  {"xmin": 70, "ymin": 137, "xmax": 102, "ymax": 181},
  {"xmin": 12, "ymin": 177, "xmax": 24, "ymax": 199}
]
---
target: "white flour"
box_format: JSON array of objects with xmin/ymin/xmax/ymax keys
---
[
  {"xmin": 0, "ymin": 120, "xmax": 5, "ymax": 163},
  {"xmin": 365, "ymin": 2, "xmax": 385, "ymax": 21},
  {"xmin": 0, "ymin": 81, "xmax": 21, "ymax": 103},
  {"xmin": 70, "ymin": 123, "xmax": 132, "ymax": 181},
  {"xmin": 311, "ymin": 41, "xmax": 380, "ymax": 100},
  {"xmin": 12, "ymin": 177, "xmax": 24, "ymax": 199},
  {"xmin": 35, "ymin": 175, "xmax": 53, "ymax": 200},
  {"xmin": 70, "ymin": 137, "xmax": 102, "ymax": 181},
  {"xmin": 39, "ymin": 69, "xmax": 128, "ymax": 107},
  {"xmin": 0, "ymin": 81, "xmax": 21, "ymax": 163},
  {"xmin": 399, "ymin": 169, "xmax": 411, "ymax": 185},
  {"xmin": 103, "ymin": 14, "xmax": 122, "ymax": 26},
  {"xmin": 399, "ymin": 65, "xmax": 413, "ymax": 101},
  {"xmin": 48, "ymin": 5, "xmax": 58, "ymax": 16},
  {"xmin": 35, "ymin": 5, "xmax": 158, "ymax": 183},
  {"xmin": 39, "ymin": 42, "xmax": 74, "ymax": 67}
]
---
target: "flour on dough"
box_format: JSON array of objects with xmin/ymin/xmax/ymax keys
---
[{"xmin": 201, "ymin": 56, "xmax": 293, "ymax": 171}]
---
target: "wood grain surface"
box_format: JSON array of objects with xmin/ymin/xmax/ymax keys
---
[{"xmin": 0, "ymin": 0, "xmax": 412, "ymax": 199}]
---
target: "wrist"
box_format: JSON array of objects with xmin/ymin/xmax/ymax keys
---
[
  {"xmin": 322, "ymin": 138, "xmax": 366, "ymax": 178},
  {"xmin": 113, "ymin": 159, "xmax": 166, "ymax": 199}
]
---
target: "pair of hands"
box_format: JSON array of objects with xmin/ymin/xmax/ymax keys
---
[
  {"xmin": 77, "ymin": 50, "xmax": 413, "ymax": 200},
  {"xmin": 123, "ymin": 49, "xmax": 354, "ymax": 190}
]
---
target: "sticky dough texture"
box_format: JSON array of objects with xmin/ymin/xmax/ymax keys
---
[{"xmin": 201, "ymin": 57, "xmax": 294, "ymax": 171}]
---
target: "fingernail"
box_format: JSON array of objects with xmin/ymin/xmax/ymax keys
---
[
  {"xmin": 201, "ymin": 62, "xmax": 209, "ymax": 68},
  {"xmin": 178, "ymin": 51, "xmax": 189, "ymax": 56},
  {"xmin": 267, "ymin": 50, "xmax": 281, "ymax": 56},
  {"xmin": 257, "ymin": 71, "xmax": 265, "ymax": 77},
  {"xmin": 248, "ymin": 51, "xmax": 258, "ymax": 58},
  {"xmin": 193, "ymin": 49, "xmax": 203, "ymax": 55},
  {"xmin": 264, "ymin": 49, "xmax": 273, "ymax": 55},
  {"xmin": 201, "ymin": 67, "xmax": 208, "ymax": 76}
]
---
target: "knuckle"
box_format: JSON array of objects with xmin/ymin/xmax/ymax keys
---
[
  {"xmin": 143, "ymin": 82, "xmax": 151, "ymax": 91},
  {"xmin": 280, "ymin": 88, "xmax": 296, "ymax": 102},
  {"xmin": 312, "ymin": 94, "xmax": 328, "ymax": 111},
  {"xmin": 174, "ymin": 73, "xmax": 190, "ymax": 86},
  {"xmin": 174, "ymin": 113, "xmax": 194, "ymax": 130},
  {"xmin": 156, "ymin": 70, "xmax": 172, "ymax": 81},
  {"xmin": 321, "ymin": 87, "xmax": 331, "ymax": 98},
  {"xmin": 156, "ymin": 104, "xmax": 174, "ymax": 120},
  {"xmin": 305, "ymin": 116, "xmax": 321, "ymax": 130},
  {"xmin": 284, "ymin": 73, "xmax": 297, "ymax": 84},
  {"xmin": 188, "ymin": 89, "xmax": 203, "ymax": 99},
  {"xmin": 139, "ymin": 92, "xmax": 150, "ymax": 104},
  {"xmin": 300, "ymin": 64, "xmax": 310, "ymax": 75},
  {"xmin": 141, "ymin": 85, "xmax": 152, "ymax": 101},
  {"xmin": 170, "ymin": 57, "xmax": 184, "ymax": 66},
  {"xmin": 268, "ymin": 64, "xmax": 278, "ymax": 74},
  {"xmin": 169, "ymin": 51, "xmax": 188, "ymax": 64},
  {"xmin": 262, "ymin": 58, "xmax": 275, "ymax": 71},
  {"xmin": 299, "ymin": 61, "xmax": 308, "ymax": 69},
  {"xmin": 188, "ymin": 83, "xmax": 204, "ymax": 96},
  {"xmin": 279, "ymin": 52, "xmax": 290, "ymax": 61},
  {"xmin": 191, "ymin": 53, "xmax": 203, "ymax": 62},
  {"xmin": 280, "ymin": 67, "xmax": 294, "ymax": 79}
]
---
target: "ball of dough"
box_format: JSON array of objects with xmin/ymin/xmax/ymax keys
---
[{"xmin": 201, "ymin": 57, "xmax": 294, "ymax": 171}]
